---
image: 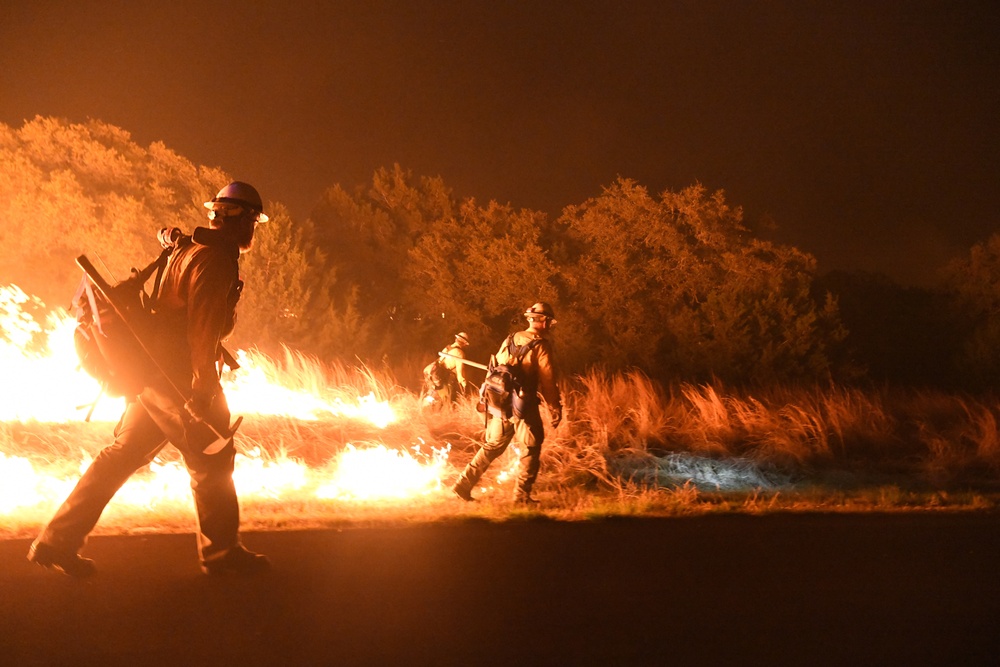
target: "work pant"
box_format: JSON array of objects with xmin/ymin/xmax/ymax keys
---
[
  {"xmin": 37, "ymin": 389, "xmax": 240, "ymax": 565},
  {"xmin": 456, "ymin": 403, "xmax": 545, "ymax": 499}
]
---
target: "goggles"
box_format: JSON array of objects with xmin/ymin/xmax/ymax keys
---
[
  {"xmin": 207, "ymin": 203, "xmax": 268, "ymax": 223},
  {"xmin": 206, "ymin": 202, "xmax": 246, "ymax": 220}
]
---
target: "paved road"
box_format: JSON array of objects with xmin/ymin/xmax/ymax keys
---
[{"xmin": 2, "ymin": 513, "xmax": 999, "ymax": 666}]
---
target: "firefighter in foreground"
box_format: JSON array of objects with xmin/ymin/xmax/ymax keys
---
[
  {"xmin": 452, "ymin": 303, "xmax": 562, "ymax": 504},
  {"xmin": 28, "ymin": 181, "xmax": 271, "ymax": 577},
  {"xmin": 422, "ymin": 331, "xmax": 471, "ymax": 410}
]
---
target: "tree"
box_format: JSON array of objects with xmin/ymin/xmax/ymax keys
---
[
  {"xmin": 943, "ymin": 234, "xmax": 1000, "ymax": 387},
  {"xmin": 306, "ymin": 165, "xmax": 463, "ymax": 362},
  {"xmin": 558, "ymin": 179, "xmax": 846, "ymax": 384},
  {"xmin": 0, "ymin": 116, "xmax": 330, "ymax": 366},
  {"xmin": 818, "ymin": 270, "xmax": 960, "ymax": 387},
  {"xmin": 0, "ymin": 117, "xmax": 854, "ymax": 384},
  {"xmin": 0, "ymin": 116, "xmax": 226, "ymax": 306},
  {"xmin": 403, "ymin": 199, "xmax": 559, "ymax": 350}
]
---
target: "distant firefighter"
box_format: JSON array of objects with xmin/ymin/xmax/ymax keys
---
[
  {"xmin": 422, "ymin": 332, "xmax": 471, "ymax": 411},
  {"xmin": 452, "ymin": 303, "xmax": 562, "ymax": 504}
]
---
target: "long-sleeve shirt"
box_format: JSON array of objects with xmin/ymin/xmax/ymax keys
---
[
  {"xmin": 154, "ymin": 230, "xmax": 240, "ymax": 400},
  {"xmin": 439, "ymin": 342, "xmax": 468, "ymax": 387}
]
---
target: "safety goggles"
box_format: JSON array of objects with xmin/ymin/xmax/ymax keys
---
[{"xmin": 206, "ymin": 202, "xmax": 246, "ymax": 221}]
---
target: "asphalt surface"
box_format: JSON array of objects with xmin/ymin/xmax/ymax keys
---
[{"xmin": 2, "ymin": 513, "xmax": 999, "ymax": 666}]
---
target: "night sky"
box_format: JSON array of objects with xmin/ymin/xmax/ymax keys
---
[{"xmin": 2, "ymin": 1, "xmax": 998, "ymax": 286}]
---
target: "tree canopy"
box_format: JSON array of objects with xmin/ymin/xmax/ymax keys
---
[
  {"xmin": 943, "ymin": 234, "xmax": 1000, "ymax": 387},
  {"xmin": 0, "ymin": 116, "xmax": 227, "ymax": 306},
  {"xmin": 0, "ymin": 116, "xmax": 325, "ymax": 360},
  {"xmin": 306, "ymin": 170, "xmax": 848, "ymax": 384},
  {"xmin": 554, "ymin": 180, "xmax": 846, "ymax": 382},
  {"xmin": 0, "ymin": 116, "xmax": 889, "ymax": 387}
]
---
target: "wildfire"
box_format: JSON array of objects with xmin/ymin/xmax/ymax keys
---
[
  {"xmin": 316, "ymin": 442, "xmax": 450, "ymax": 500},
  {"xmin": 0, "ymin": 284, "xmax": 461, "ymax": 526}
]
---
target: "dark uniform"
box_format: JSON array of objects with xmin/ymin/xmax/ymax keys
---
[{"xmin": 28, "ymin": 181, "xmax": 270, "ymax": 577}]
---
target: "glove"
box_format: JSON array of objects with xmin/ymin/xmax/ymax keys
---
[
  {"xmin": 550, "ymin": 408, "xmax": 562, "ymax": 430},
  {"xmin": 184, "ymin": 392, "xmax": 215, "ymax": 422}
]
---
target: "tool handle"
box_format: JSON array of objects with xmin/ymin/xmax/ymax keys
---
[
  {"xmin": 438, "ymin": 351, "xmax": 489, "ymax": 371},
  {"xmin": 76, "ymin": 255, "xmax": 116, "ymax": 300}
]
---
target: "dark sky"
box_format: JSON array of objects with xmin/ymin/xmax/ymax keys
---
[{"xmin": 2, "ymin": 0, "xmax": 998, "ymax": 286}]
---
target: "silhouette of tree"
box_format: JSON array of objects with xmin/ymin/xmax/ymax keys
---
[
  {"xmin": 943, "ymin": 234, "xmax": 1000, "ymax": 388},
  {"xmin": 818, "ymin": 270, "xmax": 962, "ymax": 387}
]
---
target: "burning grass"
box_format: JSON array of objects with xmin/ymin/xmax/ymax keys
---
[
  {"xmin": 3, "ymin": 363, "xmax": 1000, "ymax": 541},
  {"xmin": 2, "ymin": 288, "xmax": 999, "ymax": 537}
]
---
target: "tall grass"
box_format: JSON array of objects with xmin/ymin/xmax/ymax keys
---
[
  {"xmin": 3, "ymin": 362, "xmax": 999, "ymax": 540},
  {"xmin": 554, "ymin": 371, "xmax": 1000, "ymax": 490}
]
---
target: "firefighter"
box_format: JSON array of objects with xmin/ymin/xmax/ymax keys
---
[
  {"xmin": 28, "ymin": 181, "xmax": 271, "ymax": 577},
  {"xmin": 422, "ymin": 331, "xmax": 471, "ymax": 410},
  {"xmin": 452, "ymin": 303, "xmax": 562, "ymax": 504}
]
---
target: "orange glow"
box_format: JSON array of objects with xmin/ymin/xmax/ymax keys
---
[{"xmin": 0, "ymin": 284, "xmax": 466, "ymax": 522}]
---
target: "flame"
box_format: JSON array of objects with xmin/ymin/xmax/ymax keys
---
[
  {"xmin": 0, "ymin": 285, "xmax": 123, "ymax": 422},
  {"xmin": 0, "ymin": 452, "xmax": 77, "ymax": 514},
  {"xmin": 0, "ymin": 285, "xmax": 399, "ymax": 426},
  {"xmin": 0, "ymin": 445, "xmax": 450, "ymax": 518},
  {"xmin": 224, "ymin": 350, "xmax": 396, "ymax": 426},
  {"xmin": 316, "ymin": 443, "xmax": 449, "ymax": 500},
  {"xmin": 0, "ymin": 284, "xmax": 477, "ymax": 526}
]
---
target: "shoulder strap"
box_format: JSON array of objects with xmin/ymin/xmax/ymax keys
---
[
  {"xmin": 507, "ymin": 335, "xmax": 541, "ymax": 363},
  {"xmin": 149, "ymin": 247, "xmax": 173, "ymax": 305},
  {"xmin": 126, "ymin": 245, "xmax": 174, "ymax": 308},
  {"xmin": 503, "ymin": 334, "xmax": 519, "ymax": 361}
]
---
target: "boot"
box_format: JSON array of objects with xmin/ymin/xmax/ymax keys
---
[
  {"xmin": 202, "ymin": 545, "xmax": 271, "ymax": 576},
  {"xmin": 27, "ymin": 541, "xmax": 97, "ymax": 578},
  {"xmin": 451, "ymin": 476, "xmax": 474, "ymax": 501},
  {"xmin": 513, "ymin": 493, "xmax": 539, "ymax": 506}
]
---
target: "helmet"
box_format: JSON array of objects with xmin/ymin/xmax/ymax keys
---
[
  {"xmin": 455, "ymin": 332, "xmax": 470, "ymax": 347},
  {"xmin": 524, "ymin": 302, "xmax": 557, "ymax": 323},
  {"xmin": 204, "ymin": 181, "xmax": 269, "ymax": 222}
]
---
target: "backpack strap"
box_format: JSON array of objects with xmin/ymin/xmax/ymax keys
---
[
  {"xmin": 507, "ymin": 335, "xmax": 541, "ymax": 364},
  {"xmin": 148, "ymin": 245, "xmax": 174, "ymax": 306}
]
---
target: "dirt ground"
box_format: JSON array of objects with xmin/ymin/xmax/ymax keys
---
[{"xmin": 1, "ymin": 513, "xmax": 999, "ymax": 666}]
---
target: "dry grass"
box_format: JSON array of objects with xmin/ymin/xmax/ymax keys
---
[{"xmin": 3, "ymin": 366, "xmax": 1000, "ymax": 541}]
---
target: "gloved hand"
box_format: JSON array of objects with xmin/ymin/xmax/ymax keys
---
[
  {"xmin": 184, "ymin": 392, "xmax": 215, "ymax": 422},
  {"xmin": 550, "ymin": 408, "xmax": 562, "ymax": 430}
]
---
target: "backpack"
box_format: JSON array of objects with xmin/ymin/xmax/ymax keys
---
[
  {"xmin": 73, "ymin": 248, "xmax": 171, "ymax": 398},
  {"xmin": 479, "ymin": 335, "xmax": 542, "ymax": 421}
]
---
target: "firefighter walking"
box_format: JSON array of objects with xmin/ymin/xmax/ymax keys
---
[
  {"xmin": 28, "ymin": 182, "xmax": 271, "ymax": 577},
  {"xmin": 452, "ymin": 303, "xmax": 562, "ymax": 504}
]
